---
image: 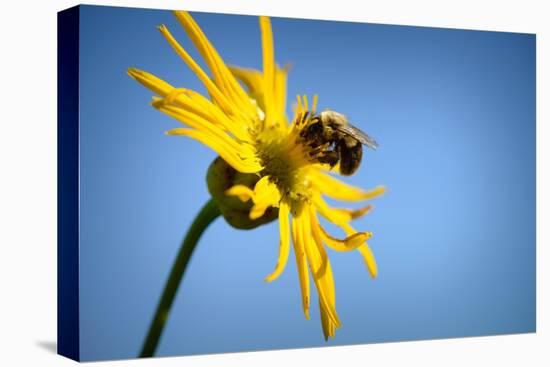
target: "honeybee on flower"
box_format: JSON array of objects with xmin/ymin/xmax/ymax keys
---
[{"xmin": 129, "ymin": 11, "xmax": 385, "ymax": 342}]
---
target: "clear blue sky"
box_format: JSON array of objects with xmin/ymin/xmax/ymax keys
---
[{"xmin": 77, "ymin": 5, "xmax": 535, "ymax": 361}]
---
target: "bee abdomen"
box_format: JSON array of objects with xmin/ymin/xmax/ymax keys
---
[{"xmin": 337, "ymin": 140, "xmax": 362, "ymax": 176}]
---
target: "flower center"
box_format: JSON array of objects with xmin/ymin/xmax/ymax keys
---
[{"xmin": 256, "ymin": 128, "xmax": 314, "ymax": 207}]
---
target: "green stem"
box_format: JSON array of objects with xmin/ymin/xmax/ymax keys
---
[{"xmin": 139, "ymin": 198, "xmax": 221, "ymax": 358}]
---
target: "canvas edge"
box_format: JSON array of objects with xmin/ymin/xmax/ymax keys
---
[{"xmin": 57, "ymin": 4, "xmax": 81, "ymax": 362}]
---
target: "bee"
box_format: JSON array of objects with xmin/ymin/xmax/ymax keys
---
[{"xmin": 300, "ymin": 110, "xmax": 378, "ymax": 176}]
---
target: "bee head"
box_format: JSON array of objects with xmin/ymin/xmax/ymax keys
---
[{"xmin": 319, "ymin": 110, "xmax": 348, "ymax": 127}]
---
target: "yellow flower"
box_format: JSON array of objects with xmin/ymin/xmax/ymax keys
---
[{"xmin": 128, "ymin": 11, "xmax": 385, "ymax": 340}]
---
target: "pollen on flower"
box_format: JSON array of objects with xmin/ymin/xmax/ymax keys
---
[{"xmin": 254, "ymin": 112, "xmax": 321, "ymax": 214}]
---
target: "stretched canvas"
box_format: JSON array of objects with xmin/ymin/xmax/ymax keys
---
[{"xmin": 58, "ymin": 4, "xmax": 536, "ymax": 362}]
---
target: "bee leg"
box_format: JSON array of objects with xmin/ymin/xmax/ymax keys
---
[
  {"xmin": 300, "ymin": 121, "xmax": 323, "ymax": 142},
  {"xmin": 308, "ymin": 141, "xmax": 331, "ymax": 155},
  {"xmin": 317, "ymin": 150, "xmax": 339, "ymax": 168}
]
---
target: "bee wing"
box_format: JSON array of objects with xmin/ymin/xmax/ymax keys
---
[{"xmin": 335, "ymin": 124, "xmax": 379, "ymax": 150}]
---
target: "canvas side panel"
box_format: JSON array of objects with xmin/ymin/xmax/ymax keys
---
[{"xmin": 57, "ymin": 5, "xmax": 80, "ymax": 362}]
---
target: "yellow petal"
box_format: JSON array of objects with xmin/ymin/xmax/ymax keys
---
[
  {"xmin": 273, "ymin": 65, "xmax": 289, "ymax": 124},
  {"xmin": 292, "ymin": 215, "xmax": 310, "ymax": 319},
  {"xmin": 265, "ymin": 200, "xmax": 291, "ymax": 282},
  {"xmin": 334, "ymin": 205, "xmax": 373, "ymax": 220},
  {"xmin": 249, "ymin": 203, "xmax": 269, "ymax": 220},
  {"xmin": 309, "ymin": 208, "xmax": 328, "ymax": 278},
  {"xmin": 229, "ymin": 66, "xmax": 266, "ymax": 112},
  {"xmin": 312, "ymin": 195, "xmax": 351, "ymax": 225},
  {"xmin": 127, "ymin": 68, "xmax": 173, "ymax": 96},
  {"xmin": 311, "ymin": 94, "xmax": 318, "ymax": 114},
  {"xmin": 311, "ymin": 170, "xmax": 386, "ymax": 202},
  {"xmin": 173, "ymin": 11, "xmax": 257, "ymax": 120},
  {"xmin": 161, "ymin": 88, "xmax": 251, "ymax": 141},
  {"xmin": 302, "ymin": 95, "xmax": 309, "ymax": 111},
  {"xmin": 230, "ymin": 65, "xmax": 290, "ymax": 126},
  {"xmin": 319, "ymin": 299, "xmax": 337, "ymax": 340},
  {"xmin": 316, "ymin": 202, "xmax": 379, "ymax": 279},
  {"xmin": 299, "ymin": 210, "xmax": 340, "ymax": 327},
  {"xmin": 155, "ymin": 103, "xmax": 254, "ymax": 158},
  {"xmin": 165, "ymin": 128, "xmax": 262, "ymax": 173},
  {"xmin": 312, "ymin": 197, "xmax": 373, "ymax": 225},
  {"xmin": 359, "ymin": 244, "xmax": 378, "ymax": 279},
  {"xmin": 318, "ymin": 222, "xmax": 372, "ymax": 252},
  {"xmin": 341, "ymin": 223, "xmax": 378, "ymax": 279},
  {"xmin": 248, "ymin": 176, "xmax": 281, "ymax": 220},
  {"xmin": 319, "ymin": 299, "xmax": 330, "ymax": 341},
  {"xmin": 259, "ymin": 16, "xmax": 276, "ymax": 127},
  {"xmin": 226, "ymin": 178, "xmax": 281, "ymax": 220},
  {"xmin": 157, "ymin": 25, "xmax": 235, "ymax": 118},
  {"xmin": 252, "ymin": 176, "xmax": 281, "ymax": 204},
  {"xmin": 225, "ymin": 185, "xmax": 254, "ymax": 202}
]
